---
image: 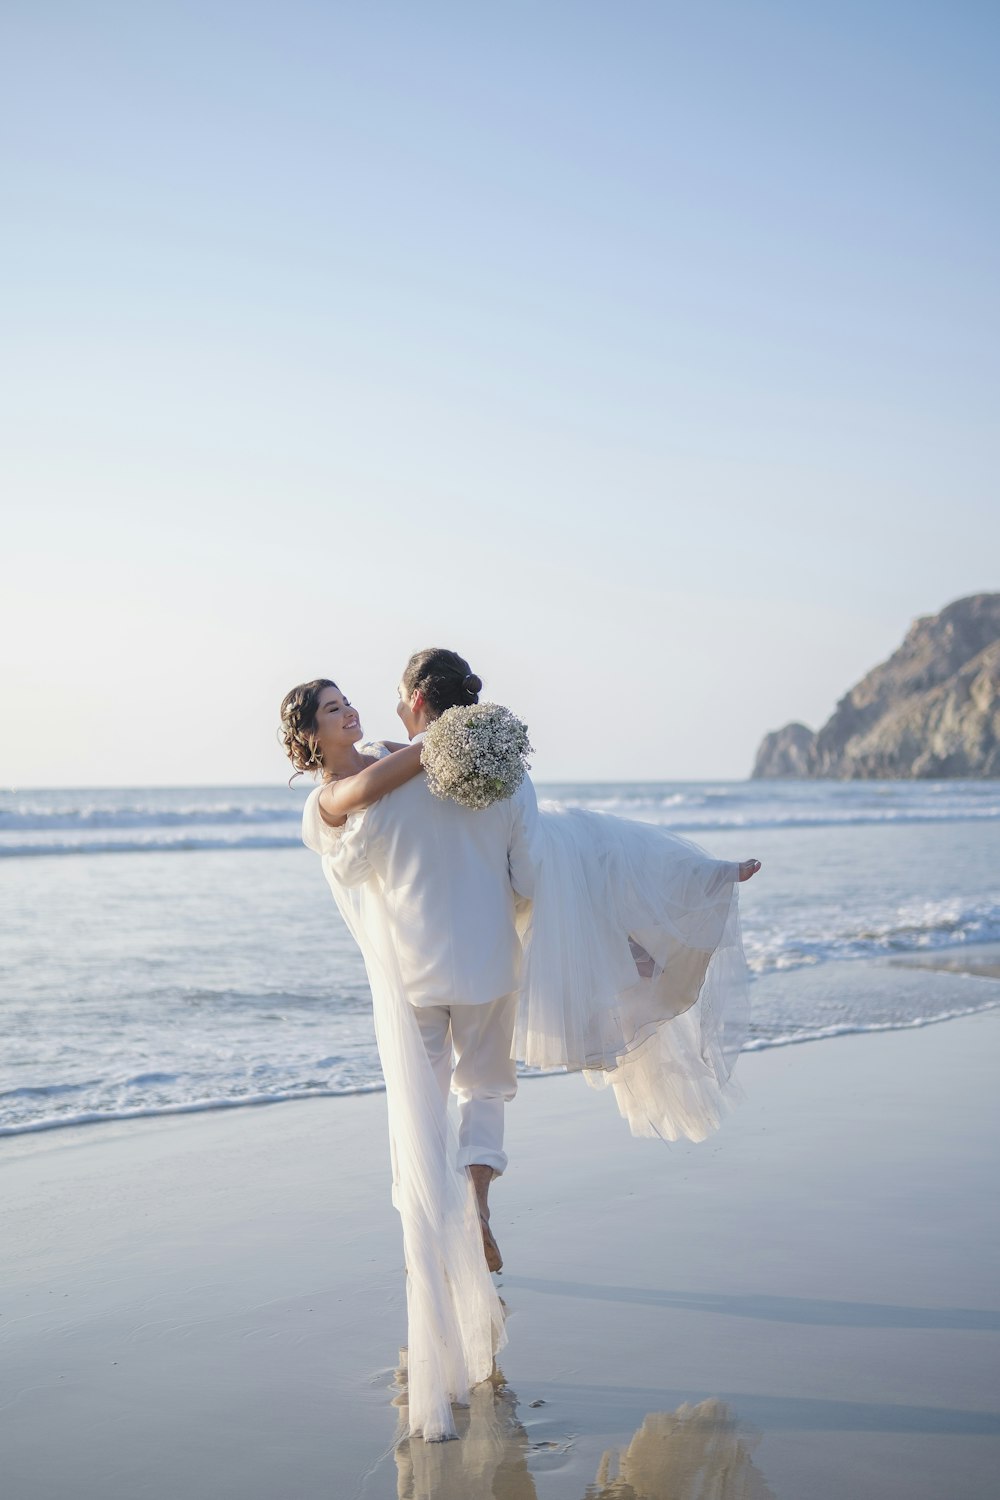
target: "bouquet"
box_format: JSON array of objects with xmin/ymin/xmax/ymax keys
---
[{"xmin": 421, "ymin": 703, "xmax": 533, "ymax": 810}]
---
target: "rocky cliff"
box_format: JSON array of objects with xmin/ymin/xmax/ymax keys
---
[{"xmin": 752, "ymin": 593, "xmax": 1000, "ymax": 779}]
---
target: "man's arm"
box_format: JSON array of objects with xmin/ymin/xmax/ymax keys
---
[{"xmin": 507, "ymin": 776, "xmax": 540, "ymax": 901}]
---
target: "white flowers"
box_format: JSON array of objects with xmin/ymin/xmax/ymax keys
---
[{"xmin": 421, "ymin": 703, "xmax": 533, "ymax": 810}]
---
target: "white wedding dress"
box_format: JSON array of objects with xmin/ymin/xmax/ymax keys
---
[
  {"xmin": 521, "ymin": 802, "xmax": 748, "ymax": 1143},
  {"xmin": 302, "ymin": 753, "xmax": 750, "ymax": 1442}
]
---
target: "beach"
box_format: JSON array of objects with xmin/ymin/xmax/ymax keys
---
[{"xmin": 3, "ymin": 981, "xmax": 998, "ymax": 1500}]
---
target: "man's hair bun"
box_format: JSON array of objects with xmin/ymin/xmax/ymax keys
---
[{"xmin": 402, "ymin": 648, "xmax": 482, "ymax": 713}]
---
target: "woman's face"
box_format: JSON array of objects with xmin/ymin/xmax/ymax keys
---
[{"xmin": 312, "ymin": 685, "xmax": 363, "ymax": 764}]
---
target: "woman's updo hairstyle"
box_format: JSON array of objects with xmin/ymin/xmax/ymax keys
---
[
  {"xmin": 402, "ymin": 648, "xmax": 482, "ymax": 717},
  {"xmin": 279, "ymin": 678, "xmax": 338, "ymax": 780}
]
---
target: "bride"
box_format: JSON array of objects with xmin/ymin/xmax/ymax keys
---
[{"xmin": 279, "ymin": 653, "xmax": 760, "ymax": 1440}]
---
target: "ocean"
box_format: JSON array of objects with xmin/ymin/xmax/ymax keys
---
[{"xmin": 2, "ymin": 779, "xmax": 999, "ymax": 1137}]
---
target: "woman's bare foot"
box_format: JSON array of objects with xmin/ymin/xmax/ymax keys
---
[{"xmin": 738, "ymin": 859, "xmax": 762, "ymax": 882}]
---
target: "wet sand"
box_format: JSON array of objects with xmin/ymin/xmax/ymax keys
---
[
  {"xmin": 2, "ymin": 985, "xmax": 999, "ymax": 1499},
  {"xmin": 890, "ymin": 939, "xmax": 1000, "ymax": 981}
]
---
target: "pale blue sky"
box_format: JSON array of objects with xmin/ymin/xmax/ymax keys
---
[{"xmin": 3, "ymin": 1, "xmax": 997, "ymax": 784}]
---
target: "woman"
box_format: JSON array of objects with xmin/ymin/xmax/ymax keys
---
[{"xmin": 280, "ymin": 650, "xmax": 760, "ymax": 1439}]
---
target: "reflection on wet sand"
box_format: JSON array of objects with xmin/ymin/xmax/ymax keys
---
[
  {"xmin": 586, "ymin": 1401, "xmax": 776, "ymax": 1500},
  {"xmin": 391, "ymin": 1362, "xmax": 774, "ymax": 1500},
  {"xmin": 392, "ymin": 1366, "xmax": 536, "ymax": 1499}
]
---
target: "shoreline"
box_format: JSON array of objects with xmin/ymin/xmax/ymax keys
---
[{"xmin": 5, "ymin": 944, "xmax": 1000, "ymax": 1145}]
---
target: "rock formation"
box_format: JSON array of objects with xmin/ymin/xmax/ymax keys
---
[{"xmin": 752, "ymin": 593, "xmax": 1000, "ymax": 779}]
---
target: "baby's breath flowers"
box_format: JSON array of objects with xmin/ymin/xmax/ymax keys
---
[{"xmin": 421, "ymin": 703, "xmax": 533, "ymax": 810}]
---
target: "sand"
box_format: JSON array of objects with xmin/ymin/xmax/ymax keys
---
[{"xmin": 2, "ymin": 995, "xmax": 999, "ymax": 1499}]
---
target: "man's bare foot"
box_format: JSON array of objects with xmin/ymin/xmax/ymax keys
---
[
  {"xmin": 479, "ymin": 1216, "xmax": 503, "ymax": 1273},
  {"xmin": 469, "ymin": 1164, "xmax": 502, "ymax": 1272},
  {"xmin": 739, "ymin": 858, "xmax": 762, "ymax": 882}
]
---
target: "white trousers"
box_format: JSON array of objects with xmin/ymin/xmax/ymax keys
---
[{"xmin": 411, "ymin": 992, "xmax": 518, "ymax": 1176}]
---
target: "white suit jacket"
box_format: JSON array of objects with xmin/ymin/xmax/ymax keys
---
[{"xmin": 325, "ymin": 774, "xmax": 539, "ymax": 1008}]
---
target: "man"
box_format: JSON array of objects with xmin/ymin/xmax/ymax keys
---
[{"xmin": 328, "ymin": 651, "xmax": 537, "ymax": 1272}]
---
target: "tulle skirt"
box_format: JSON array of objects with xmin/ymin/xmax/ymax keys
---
[{"xmin": 516, "ymin": 805, "xmax": 749, "ymax": 1141}]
